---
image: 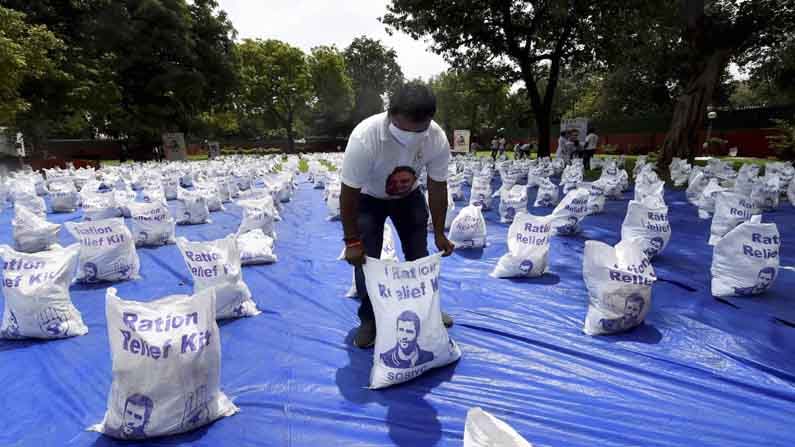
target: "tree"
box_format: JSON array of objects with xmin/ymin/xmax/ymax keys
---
[
  {"xmin": 4, "ymin": 0, "xmax": 238, "ymax": 148},
  {"xmin": 0, "ymin": 6, "xmax": 61, "ymax": 126},
  {"xmin": 344, "ymin": 36, "xmax": 404, "ymax": 125},
  {"xmin": 236, "ymin": 39, "xmax": 313, "ymax": 153},
  {"xmin": 430, "ymin": 69, "xmax": 509, "ymax": 136},
  {"xmin": 308, "ymin": 45, "xmax": 354, "ymax": 136},
  {"xmin": 383, "ymin": 0, "xmax": 601, "ymax": 157},
  {"xmin": 658, "ymin": 0, "xmax": 795, "ymax": 166}
]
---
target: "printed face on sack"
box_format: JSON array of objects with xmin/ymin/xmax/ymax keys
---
[
  {"xmin": 397, "ymin": 318, "xmax": 418, "ymax": 351},
  {"xmin": 380, "ymin": 310, "xmax": 435, "ymax": 369},
  {"xmin": 625, "ymin": 294, "xmax": 645, "ymax": 321},
  {"xmin": 757, "ymin": 267, "xmax": 776, "ymax": 290},
  {"xmin": 519, "ymin": 260, "xmax": 534, "ymax": 274},
  {"xmin": 120, "ymin": 394, "xmax": 153, "ymax": 438},
  {"xmin": 83, "ymin": 262, "xmax": 98, "ymax": 282},
  {"xmin": 645, "ymin": 237, "xmax": 664, "ymax": 257},
  {"xmin": 385, "ymin": 166, "xmax": 417, "ymax": 197}
]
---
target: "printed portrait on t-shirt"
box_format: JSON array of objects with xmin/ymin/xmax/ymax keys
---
[{"xmin": 385, "ymin": 166, "xmax": 418, "ymax": 197}]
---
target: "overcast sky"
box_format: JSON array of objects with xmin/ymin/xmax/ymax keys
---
[{"xmin": 216, "ymin": 0, "xmax": 450, "ymax": 81}]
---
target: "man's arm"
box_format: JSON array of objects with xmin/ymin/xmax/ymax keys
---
[
  {"xmin": 340, "ymin": 183, "xmax": 365, "ymax": 266},
  {"xmin": 427, "ymin": 178, "xmax": 454, "ymax": 256}
]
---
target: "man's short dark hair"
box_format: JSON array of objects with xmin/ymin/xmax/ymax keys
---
[
  {"xmin": 396, "ymin": 310, "xmax": 421, "ymax": 335},
  {"xmin": 759, "ymin": 267, "xmax": 776, "ymax": 277},
  {"xmin": 388, "ymin": 83, "xmax": 437, "ymax": 122},
  {"xmin": 125, "ymin": 393, "xmax": 154, "ymax": 418}
]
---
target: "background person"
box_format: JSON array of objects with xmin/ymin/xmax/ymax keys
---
[{"xmin": 584, "ymin": 127, "xmax": 599, "ymax": 170}]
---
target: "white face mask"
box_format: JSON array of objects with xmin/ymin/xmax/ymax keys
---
[{"xmin": 389, "ymin": 122, "xmax": 425, "ymax": 147}]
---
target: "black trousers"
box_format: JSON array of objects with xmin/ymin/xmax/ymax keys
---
[
  {"xmin": 355, "ymin": 188, "xmax": 429, "ymax": 324},
  {"xmin": 583, "ymin": 149, "xmax": 596, "ymax": 170}
]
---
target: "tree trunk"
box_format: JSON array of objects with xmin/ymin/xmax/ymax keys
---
[
  {"xmin": 659, "ymin": 49, "xmax": 730, "ymax": 168},
  {"xmin": 534, "ymin": 110, "xmax": 551, "ymax": 158},
  {"xmin": 286, "ymin": 110, "xmax": 295, "ymax": 154}
]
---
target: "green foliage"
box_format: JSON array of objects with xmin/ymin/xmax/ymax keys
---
[
  {"xmin": 430, "ymin": 69, "xmax": 509, "ymax": 136},
  {"xmin": 236, "ymin": 39, "xmax": 313, "ymax": 151},
  {"xmin": 0, "ymin": 6, "xmax": 62, "ymax": 126},
  {"xmin": 767, "ymin": 117, "xmax": 795, "ymax": 160},
  {"xmin": 308, "ymin": 45, "xmax": 354, "ymax": 135},
  {"xmin": 344, "ymin": 36, "xmax": 404, "ymax": 124}
]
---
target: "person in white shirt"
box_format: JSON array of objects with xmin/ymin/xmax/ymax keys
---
[
  {"xmin": 584, "ymin": 127, "xmax": 599, "ymax": 170},
  {"xmin": 340, "ymin": 82, "xmax": 455, "ymax": 348}
]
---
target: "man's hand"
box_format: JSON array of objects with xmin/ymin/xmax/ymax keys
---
[
  {"xmin": 435, "ymin": 233, "xmax": 455, "ymax": 257},
  {"xmin": 344, "ymin": 243, "xmax": 366, "ymax": 266}
]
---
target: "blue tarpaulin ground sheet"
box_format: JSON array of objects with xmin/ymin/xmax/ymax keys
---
[{"xmin": 1, "ymin": 177, "xmax": 794, "ymax": 446}]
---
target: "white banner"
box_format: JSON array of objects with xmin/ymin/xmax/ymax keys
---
[
  {"xmin": 162, "ymin": 133, "xmax": 187, "ymax": 161},
  {"xmin": 561, "ymin": 118, "xmax": 589, "ymax": 142},
  {"xmin": 453, "ymin": 130, "xmax": 471, "ymax": 154}
]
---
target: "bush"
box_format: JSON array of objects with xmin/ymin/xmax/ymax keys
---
[{"xmin": 766, "ymin": 117, "xmax": 795, "ymax": 160}]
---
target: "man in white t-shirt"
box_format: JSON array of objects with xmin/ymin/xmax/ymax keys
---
[{"xmin": 341, "ymin": 82, "xmax": 455, "ymax": 348}]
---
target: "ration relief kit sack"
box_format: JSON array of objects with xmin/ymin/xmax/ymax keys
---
[
  {"xmin": 496, "ymin": 185, "xmax": 528, "ymax": 223},
  {"xmin": 176, "ymin": 235, "xmax": 260, "ymax": 319},
  {"xmin": 0, "ymin": 244, "xmax": 87, "ymax": 339},
  {"xmin": 342, "ymin": 223, "xmax": 398, "ymax": 298},
  {"xmin": 326, "ymin": 180, "xmax": 342, "ymax": 221},
  {"xmin": 237, "ymin": 196, "xmax": 278, "ymax": 239},
  {"xmin": 90, "ymin": 288, "xmax": 238, "ymax": 440},
  {"xmin": 620, "ymin": 194, "xmax": 671, "ymax": 259},
  {"xmin": 176, "ymin": 187, "xmax": 211, "ymax": 225},
  {"xmin": 464, "ymin": 407, "xmax": 533, "ymax": 447},
  {"xmin": 13, "ymin": 206, "xmax": 60, "ymax": 253},
  {"xmin": 583, "ymin": 239, "xmax": 656, "ymax": 335},
  {"xmin": 65, "ymin": 218, "xmax": 141, "ymax": 283},
  {"xmin": 237, "ymin": 229, "xmax": 277, "ymax": 265},
  {"xmin": 448, "ymin": 204, "xmax": 487, "ymax": 249},
  {"xmin": 697, "ymin": 178, "xmax": 728, "ymax": 219},
  {"xmin": 127, "ymin": 201, "xmax": 177, "ymax": 247},
  {"xmin": 362, "ymin": 253, "xmax": 461, "ymax": 389},
  {"xmin": 49, "ymin": 179, "xmax": 80, "ymax": 213},
  {"xmin": 708, "ymin": 191, "xmax": 759, "ymax": 246},
  {"xmin": 549, "ymin": 187, "xmax": 590, "ymax": 235},
  {"xmin": 750, "ymin": 174, "xmax": 781, "ymax": 212},
  {"xmin": 491, "ymin": 213, "xmax": 553, "ymax": 279},
  {"xmin": 425, "ymin": 190, "xmax": 456, "ymax": 230},
  {"xmin": 82, "ymin": 191, "xmax": 122, "ymax": 221},
  {"xmin": 534, "ymin": 177, "xmax": 560, "ymax": 208},
  {"xmin": 711, "ymin": 215, "xmax": 780, "ymax": 297},
  {"xmin": 470, "ymin": 175, "xmax": 494, "ymax": 210}
]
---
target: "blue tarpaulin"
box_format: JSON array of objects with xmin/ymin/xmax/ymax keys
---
[{"xmin": 0, "ymin": 177, "xmax": 794, "ymax": 446}]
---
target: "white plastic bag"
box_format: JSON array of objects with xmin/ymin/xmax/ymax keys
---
[
  {"xmin": 583, "ymin": 240, "xmax": 656, "ymax": 335},
  {"xmin": 470, "ymin": 176, "xmax": 493, "ymax": 210},
  {"xmin": 12, "ymin": 206, "xmax": 60, "ymax": 253},
  {"xmin": 686, "ymin": 172, "xmax": 710, "ymax": 206},
  {"xmin": 750, "ymin": 175, "xmax": 780, "ymax": 212},
  {"xmin": 580, "ymin": 182, "xmax": 606, "ymax": 215},
  {"xmin": 448, "ymin": 205, "xmax": 487, "ymax": 249},
  {"xmin": 65, "ymin": 218, "xmax": 140, "ymax": 283},
  {"xmin": 534, "ymin": 178, "xmax": 559, "ymax": 208},
  {"xmin": 176, "ymin": 188, "xmax": 210, "ymax": 225},
  {"xmin": 176, "ymin": 235, "xmax": 259, "ymax": 319},
  {"xmin": 89, "ymin": 288, "xmax": 238, "ymax": 439},
  {"xmin": 14, "ymin": 192, "xmax": 47, "ymax": 216},
  {"xmin": 128, "ymin": 201, "xmax": 176, "ymax": 247},
  {"xmin": 464, "ymin": 407, "xmax": 533, "ymax": 447},
  {"xmin": 237, "ymin": 197, "xmax": 277, "ymax": 238},
  {"xmin": 195, "ymin": 182, "xmax": 224, "ymax": 212},
  {"xmin": 363, "ymin": 253, "xmax": 461, "ymax": 389},
  {"xmin": 711, "ymin": 215, "xmax": 779, "ymax": 297},
  {"xmin": 491, "ymin": 213, "xmax": 552, "ymax": 278},
  {"xmin": 49, "ymin": 180, "xmax": 80, "ymax": 213},
  {"xmin": 237, "ymin": 229, "xmax": 277, "ymax": 265},
  {"xmin": 82, "ymin": 191, "xmax": 122, "ymax": 221},
  {"xmin": 620, "ymin": 195, "xmax": 671, "ymax": 259},
  {"xmin": 326, "ymin": 181, "xmax": 341, "ymax": 221},
  {"xmin": 708, "ymin": 191, "xmax": 759, "ymax": 246},
  {"xmin": 497, "ymin": 185, "xmax": 528, "ymax": 224},
  {"xmin": 550, "ymin": 188, "xmax": 590, "ymax": 235},
  {"xmin": 448, "ymin": 173, "xmax": 465, "ymax": 201},
  {"xmin": 697, "ymin": 179, "xmax": 727, "ymax": 220},
  {"xmin": 0, "ymin": 244, "xmax": 86, "ymax": 339}
]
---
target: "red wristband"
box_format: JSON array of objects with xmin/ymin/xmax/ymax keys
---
[{"xmin": 345, "ymin": 240, "xmax": 362, "ymax": 248}]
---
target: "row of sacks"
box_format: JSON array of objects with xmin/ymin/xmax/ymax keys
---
[
  {"xmin": 687, "ymin": 165, "xmax": 795, "ymax": 218},
  {"xmin": 10, "ymin": 191, "xmax": 279, "ymax": 255},
  {"xmin": 0, "ymin": 225, "xmax": 267, "ymax": 341}
]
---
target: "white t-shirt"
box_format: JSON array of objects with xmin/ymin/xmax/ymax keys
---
[
  {"xmin": 341, "ymin": 112, "xmax": 451, "ymax": 199},
  {"xmin": 585, "ymin": 133, "xmax": 598, "ymax": 150}
]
